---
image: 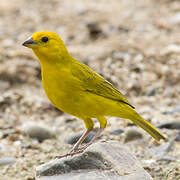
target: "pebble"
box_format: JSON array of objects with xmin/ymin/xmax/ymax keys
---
[
  {"xmin": 1, "ymin": 129, "xmax": 16, "ymax": 138},
  {"xmin": 22, "ymin": 122, "xmax": 56, "ymax": 142},
  {"xmin": 157, "ymin": 120, "xmax": 180, "ymax": 129},
  {"xmin": 110, "ymin": 129, "xmax": 124, "ymax": 135},
  {"xmin": 157, "ymin": 155, "xmax": 176, "ymax": 162},
  {"xmin": 124, "ymin": 128, "xmax": 143, "ymax": 142},
  {"xmin": 163, "ymin": 106, "xmax": 180, "ymax": 115},
  {"xmin": 86, "ymin": 23, "xmax": 103, "ymax": 39},
  {"xmin": 112, "ymin": 52, "xmax": 130, "ymax": 61},
  {"xmin": 145, "ymin": 87, "xmax": 156, "ymax": 96},
  {"xmin": 66, "ymin": 131, "xmax": 95, "ymax": 145},
  {"xmin": 175, "ymin": 131, "xmax": 180, "ymax": 142},
  {"xmin": 148, "ymin": 140, "xmax": 174, "ymax": 159},
  {"xmin": 165, "ymin": 44, "xmax": 180, "ymax": 54},
  {"xmin": 0, "ymin": 157, "xmax": 16, "ymax": 166}
]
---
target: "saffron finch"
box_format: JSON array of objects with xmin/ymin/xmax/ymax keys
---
[{"xmin": 22, "ymin": 31, "xmax": 166, "ymax": 157}]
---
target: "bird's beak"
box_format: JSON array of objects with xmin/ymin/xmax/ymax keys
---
[{"xmin": 22, "ymin": 37, "xmax": 37, "ymax": 48}]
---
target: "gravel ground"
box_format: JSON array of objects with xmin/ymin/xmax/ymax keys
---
[{"xmin": 0, "ymin": 0, "xmax": 180, "ymax": 179}]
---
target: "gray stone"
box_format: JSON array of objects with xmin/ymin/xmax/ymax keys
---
[
  {"xmin": 163, "ymin": 106, "xmax": 180, "ymax": 115},
  {"xmin": 148, "ymin": 140, "xmax": 174, "ymax": 159},
  {"xmin": 36, "ymin": 171, "xmax": 122, "ymax": 180},
  {"xmin": 145, "ymin": 87, "xmax": 156, "ymax": 96},
  {"xmin": 175, "ymin": 131, "xmax": 180, "ymax": 141},
  {"xmin": 112, "ymin": 52, "xmax": 130, "ymax": 61},
  {"xmin": 0, "ymin": 157, "xmax": 16, "ymax": 166},
  {"xmin": 157, "ymin": 120, "xmax": 180, "ymax": 129},
  {"xmin": 110, "ymin": 129, "xmax": 124, "ymax": 135},
  {"xmin": 124, "ymin": 128, "xmax": 143, "ymax": 143},
  {"xmin": 22, "ymin": 122, "xmax": 56, "ymax": 142},
  {"xmin": 36, "ymin": 142, "xmax": 152, "ymax": 180},
  {"xmin": 1, "ymin": 129, "xmax": 16, "ymax": 138}
]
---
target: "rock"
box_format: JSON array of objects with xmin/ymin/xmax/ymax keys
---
[
  {"xmin": 148, "ymin": 140, "xmax": 173, "ymax": 159},
  {"xmin": 124, "ymin": 128, "xmax": 143, "ymax": 143},
  {"xmin": 1, "ymin": 129, "xmax": 16, "ymax": 138},
  {"xmin": 0, "ymin": 94, "xmax": 12, "ymax": 108},
  {"xmin": 112, "ymin": 52, "xmax": 130, "ymax": 61},
  {"xmin": 22, "ymin": 122, "xmax": 56, "ymax": 142},
  {"xmin": 36, "ymin": 142, "xmax": 152, "ymax": 180},
  {"xmin": 164, "ymin": 44, "xmax": 180, "ymax": 54},
  {"xmin": 175, "ymin": 131, "xmax": 180, "ymax": 142},
  {"xmin": 163, "ymin": 106, "xmax": 180, "ymax": 115},
  {"xmin": 127, "ymin": 81, "xmax": 142, "ymax": 95},
  {"xmin": 86, "ymin": 23, "xmax": 103, "ymax": 39},
  {"xmin": 156, "ymin": 155, "xmax": 176, "ymax": 162},
  {"xmin": 66, "ymin": 131, "xmax": 95, "ymax": 145},
  {"xmin": 118, "ymin": 25, "xmax": 129, "ymax": 32},
  {"xmin": 157, "ymin": 120, "xmax": 180, "ymax": 129},
  {"xmin": 36, "ymin": 172, "xmax": 122, "ymax": 180},
  {"xmin": 110, "ymin": 129, "xmax": 124, "ymax": 135},
  {"xmin": 145, "ymin": 87, "xmax": 156, "ymax": 96},
  {"xmin": 0, "ymin": 157, "xmax": 16, "ymax": 166}
]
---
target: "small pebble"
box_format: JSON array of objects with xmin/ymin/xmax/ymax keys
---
[
  {"xmin": 2, "ymin": 129, "xmax": 16, "ymax": 138},
  {"xmin": 175, "ymin": 131, "xmax": 180, "ymax": 142},
  {"xmin": 157, "ymin": 120, "xmax": 180, "ymax": 129},
  {"xmin": 0, "ymin": 157, "xmax": 16, "ymax": 166},
  {"xmin": 86, "ymin": 23, "xmax": 103, "ymax": 39},
  {"xmin": 22, "ymin": 122, "xmax": 56, "ymax": 142},
  {"xmin": 157, "ymin": 155, "xmax": 176, "ymax": 162},
  {"xmin": 145, "ymin": 87, "xmax": 156, "ymax": 96},
  {"xmin": 110, "ymin": 129, "xmax": 124, "ymax": 135},
  {"xmin": 148, "ymin": 140, "xmax": 174, "ymax": 158},
  {"xmin": 124, "ymin": 128, "xmax": 143, "ymax": 143},
  {"xmin": 163, "ymin": 106, "xmax": 180, "ymax": 115}
]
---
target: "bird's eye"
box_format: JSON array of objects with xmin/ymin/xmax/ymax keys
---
[{"xmin": 42, "ymin": 37, "xmax": 48, "ymax": 43}]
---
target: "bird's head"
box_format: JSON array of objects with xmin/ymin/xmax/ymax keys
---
[{"xmin": 22, "ymin": 31, "xmax": 70, "ymax": 62}]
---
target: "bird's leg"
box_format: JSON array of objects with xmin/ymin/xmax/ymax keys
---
[
  {"xmin": 69, "ymin": 117, "xmax": 94, "ymax": 153},
  {"xmin": 56, "ymin": 128, "xmax": 104, "ymax": 159},
  {"xmin": 55, "ymin": 130, "xmax": 92, "ymax": 159},
  {"xmin": 77, "ymin": 127, "xmax": 104, "ymax": 151},
  {"xmin": 55, "ymin": 118, "xmax": 94, "ymax": 158},
  {"xmin": 77, "ymin": 116, "xmax": 107, "ymax": 151},
  {"xmin": 69, "ymin": 129, "xmax": 91, "ymax": 153}
]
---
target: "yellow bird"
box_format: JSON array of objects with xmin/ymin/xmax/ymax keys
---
[{"xmin": 23, "ymin": 31, "xmax": 166, "ymax": 157}]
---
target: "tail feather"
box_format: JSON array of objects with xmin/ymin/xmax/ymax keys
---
[
  {"xmin": 119, "ymin": 106, "xmax": 166, "ymax": 141},
  {"xmin": 131, "ymin": 115, "xmax": 166, "ymax": 141}
]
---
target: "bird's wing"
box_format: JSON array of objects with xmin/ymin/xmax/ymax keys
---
[{"xmin": 71, "ymin": 61, "xmax": 135, "ymax": 109}]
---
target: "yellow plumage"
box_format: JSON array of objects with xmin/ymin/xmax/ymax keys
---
[{"xmin": 23, "ymin": 31, "xmax": 166, "ymax": 155}]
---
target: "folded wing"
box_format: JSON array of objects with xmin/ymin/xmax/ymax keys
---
[{"xmin": 71, "ymin": 60, "xmax": 135, "ymax": 109}]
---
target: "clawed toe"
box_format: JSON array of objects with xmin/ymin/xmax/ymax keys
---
[
  {"xmin": 55, "ymin": 148, "xmax": 84, "ymax": 159},
  {"xmin": 55, "ymin": 144, "xmax": 91, "ymax": 159}
]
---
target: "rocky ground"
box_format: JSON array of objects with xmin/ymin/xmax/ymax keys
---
[{"xmin": 0, "ymin": 0, "xmax": 180, "ymax": 179}]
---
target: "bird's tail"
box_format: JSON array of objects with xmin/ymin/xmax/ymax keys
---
[
  {"xmin": 130, "ymin": 113, "xmax": 166, "ymax": 141},
  {"xmin": 119, "ymin": 106, "xmax": 166, "ymax": 141}
]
